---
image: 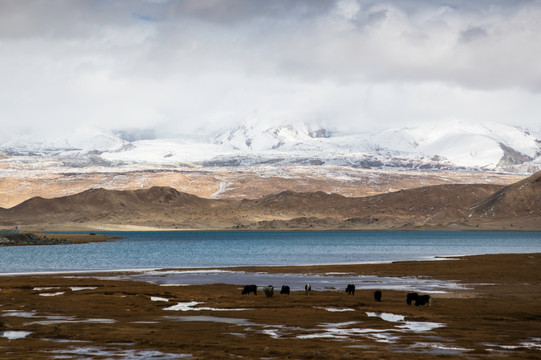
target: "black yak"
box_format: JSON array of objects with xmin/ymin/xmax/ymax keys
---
[
  {"xmin": 263, "ymin": 285, "xmax": 274, "ymax": 298},
  {"xmin": 406, "ymin": 292, "xmax": 431, "ymax": 306},
  {"xmin": 406, "ymin": 292, "xmax": 419, "ymax": 305},
  {"xmin": 415, "ymin": 294, "xmax": 431, "ymax": 306},
  {"xmin": 242, "ymin": 285, "xmax": 257, "ymax": 295}
]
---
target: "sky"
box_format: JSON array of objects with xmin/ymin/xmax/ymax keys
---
[{"xmin": 1, "ymin": 0, "xmax": 541, "ymax": 140}]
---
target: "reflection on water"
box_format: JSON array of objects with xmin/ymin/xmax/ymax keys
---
[
  {"xmin": 408, "ymin": 342, "xmax": 470, "ymax": 355},
  {"xmin": 1, "ymin": 309, "xmax": 116, "ymax": 326},
  {"xmin": 316, "ymin": 307, "xmax": 355, "ymax": 312},
  {"xmin": 163, "ymin": 310, "xmax": 447, "ymax": 346},
  {"xmin": 70, "ymin": 286, "xmax": 98, "ymax": 291},
  {"xmin": 2, "ymin": 310, "xmax": 37, "ymax": 318},
  {"xmin": 483, "ymin": 337, "xmax": 541, "ymax": 352},
  {"xmin": 366, "ymin": 311, "xmax": 444, "ymax": 333},
  {"xmin": 38, "ymin": 291, "xmax": 65, "ymax": 296},
  {"xmin": 33, "ymin": 287, "xmax": 60, "ymax": 291},
  {"xmin": 125, "ymin": 269, "xmax": 465, "ymax": 293},
  {"xmin": 1, "ymin": 330, "xmax": 32, "ymax": 340},
  {"xmin": 163, "ymin": 301, "xmax": 251, "ymax": 312},
  {"xmin": 366, "ymin": 312, "xmax": 405, "ymax": 322},
  {"xmin": 164, "ymin": 315, "xmax": 254, "ymax": 326},
  {"xmin": 45, "ymin": 346, "xmax": 191, "ymax": 359}
]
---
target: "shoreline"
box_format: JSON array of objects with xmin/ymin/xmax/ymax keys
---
[
  {"xmin": 0, "ymin": 251, "xmax": 536, "ymax": 277},
  {"xmin": 26, "ymin": 227, "xmax": 541, "ymax": 238},
  {"xmin": 0, "ymin": 253, "xmax": 523, "ymax": 277},
  {"xmin": 30, "ymin": 226, "xmax": 541, "ymax": 232}
]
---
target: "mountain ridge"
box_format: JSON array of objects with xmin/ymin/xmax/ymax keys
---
[
  {"xmin": 1, "ymin": 121, "xmax": 540, "ymax": 173},
  {"xmin": 2, "ymin": 172, "xmax": 539, "ymax": 231}
]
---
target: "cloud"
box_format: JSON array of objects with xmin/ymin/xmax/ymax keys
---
[
  {"xmin": 0, "ymin": 0, "xmax": 540, "ymax": 139},
  {"xmin": 459, "ymin": 26, "xmax": 488, "ymax": 43}
]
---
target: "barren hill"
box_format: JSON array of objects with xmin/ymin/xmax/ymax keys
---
[
  {"xmin": 423, "ymin": 171, "xmax": 541, "ymax": 230},
  {"xmin": 470, "ymin": 171, "xmax": 541, "ymax": 218},
  {"xmin": 244, "ymin": 184, "xmax": 502, "ymax": 219},
  {"xmin": 4, "ymin": 171, "xmax": 540, "ymax": 231},
  {"xmin": 4, "ymin": 187, "xmax": 212, "ymax": 217}
]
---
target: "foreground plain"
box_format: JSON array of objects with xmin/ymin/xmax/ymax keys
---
[{"xmin": 1, "ymin": 253, "xmax": 540, "ymax": 359}]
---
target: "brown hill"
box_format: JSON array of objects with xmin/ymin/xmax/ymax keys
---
[
  {"xmin": 247, "ymin": 184, "xmax": 502, "ymax": 219},
  {"xmin": 0, "ymin": 186, "xmax": 229, "ymax": 230},
  {"xmin": 234, "ymin": 183, "xmax": 505, "ymax": 230},
  {"xmin": 423, "ymin": 171, "xmax": 541, "ymax": 230},
  {"xmin": 469, "ymin": 171, "xmax": 541, "ymax": 218},
  {"xmin": 3, "ymin": 187, "xmax": 212, "ymax": 217},
  {"xmin": 3, "ymin": 175, "xmax": 530, "ymax": 230}
]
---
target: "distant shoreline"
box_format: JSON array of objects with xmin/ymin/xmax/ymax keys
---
[
  {"xmin": 4, "ymin": 227, "xmax": 540, "ymax": 247},
  {"xmin": 0, "ymin": 232, "xmax": 121, "ymax": 246},
  {"xmin": 34, "ymin": 226, "xmax": 541, "ymax": 233}
]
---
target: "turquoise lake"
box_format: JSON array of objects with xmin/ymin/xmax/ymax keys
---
[{"xmin": 1, "ymin": 231, "xmax": 541, "ymax": 274}]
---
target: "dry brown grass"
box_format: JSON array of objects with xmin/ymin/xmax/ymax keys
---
[{"xmin": 1, "ymin": 253, "xmax": 540, "ymax": 359}]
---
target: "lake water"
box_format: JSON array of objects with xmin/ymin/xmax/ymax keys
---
[{"xmin": 1, "ymin": 231, "xmax": 540, "ymax": 274}]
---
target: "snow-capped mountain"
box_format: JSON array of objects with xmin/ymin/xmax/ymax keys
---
[
  {"xmin": 207, "ymin": 120, "xmax": 541, "ymax": 172},
  {"xmin": 214, "ymin": 123, "xmax": 333, "ymax": 152},
  {"xmin": 1, "ymin": 121, "xmax": 540, "ymax": 173},
  {"xmin": 0, "ymin": 127, "xmax": 128, "ymax": 154},
  {"xmin": 368, "ymin": 121, "xmax": 541, "ymax": 170}
]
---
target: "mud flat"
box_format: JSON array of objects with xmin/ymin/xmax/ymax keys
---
[{"xmin": 0, "ymin": 253, "xmax": 540, "ymax": 359}]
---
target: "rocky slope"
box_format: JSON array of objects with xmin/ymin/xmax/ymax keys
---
[
  {"xmin": 0, "ymin": 164, "xmax": 522, "ymax": 210},
  {"xmin": 426, "ymin": 171, "xmax": 541, "ymax": 229},
  {"xmin": 1, "ymin": 172, "xmax": 539, "ymax": 231}
]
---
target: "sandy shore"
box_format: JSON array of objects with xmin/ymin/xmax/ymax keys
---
[{"xmin": 1, "ymin": 253, "xmax": 540, "ymax": 359}]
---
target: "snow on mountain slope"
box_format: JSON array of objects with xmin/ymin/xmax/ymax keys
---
[
  {"xmin": 0, "ymin": 127, "xmax": 126, "ymax": 153},
  {"xmin": 421, "ymin": 133, "xmax": 502, "ymax": 168},
  {"xmin": 1, "ymin": 121, "xmax": 540, "ymax": 173},
  {"xmin": 65, "ymin": 128, "xmax": 126, "ymax": 152},
  {"xmin": 370, "ymin": 129, "xmax": 419, "ymax": 153},
  {"xmin": 410, "ymin": 122, "xmax": 540, "ymax": 169},
  {"xmin": 207, "ymin": 121, "xmax": 541, "ymax": 170},
  {"xmin": 101, "ymin": 138, "xmax": 226, "ymax": 164},
  {"xmin": 214, "ymin": 123, "xmax": 334, "ymax": 152}
]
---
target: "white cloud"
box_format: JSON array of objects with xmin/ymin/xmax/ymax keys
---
[{"xmin": 0, "ymin": 0, "xmax": 540, "ymax": 140}]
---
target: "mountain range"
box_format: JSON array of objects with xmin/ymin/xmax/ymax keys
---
[
  {"xmin": 1, "ymin": 121, "xmax": 540, "ymax": 215},
  {"xmin": 1, "ymin": 121, "xmax": 540, "ymax": 172},
  {"xmin": 1, "ymin": 171, "xmax": 539, "ymax": 231}
]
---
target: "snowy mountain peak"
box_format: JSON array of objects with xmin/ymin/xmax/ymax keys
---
[
  {"xmin": 65, "ymin": 128, "xmax": 126, "ymax": 152},
  {"xmin": 1, "ymin": 121, "xmax": 540, "ymax": 173},
  {"xmin": 214, "ymin": 123, "xmax": 332, "ymax": 151}
]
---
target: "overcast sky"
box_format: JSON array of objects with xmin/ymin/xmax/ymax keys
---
[{"xmin": 1, "ymin": 0, "xmax": 540, "ymax": 139}]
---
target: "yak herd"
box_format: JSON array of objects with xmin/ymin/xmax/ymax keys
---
[{"xmin": 242, "ymin": 284, "xmax": 431, "ymax": 306}]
